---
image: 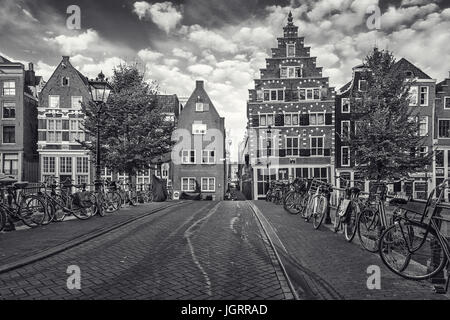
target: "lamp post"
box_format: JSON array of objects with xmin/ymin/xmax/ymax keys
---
[
  {"xmin": 89, "ymin": 72, "xmax": 112, "ymax": 192},
  {"xmin": 266, "ymin": 125, "xmax": 272, "ymax": 195}
]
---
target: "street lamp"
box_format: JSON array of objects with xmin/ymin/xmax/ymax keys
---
[
  {"xmin": 266, "ymin": 125, "xmax": 272, "ymax": 195},
  {"xmin": 89, "ymin": 71, "xmax": 112, "ymax": 192}
]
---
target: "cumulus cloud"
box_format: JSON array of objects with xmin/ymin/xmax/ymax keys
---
[
  {"xmin": 138, "ymin": 48, "xmax": 164, "ymax": 62},
  {"xmin": 44, "ymin": 29, "xmax": 100, "ymax": 55},
  {"xmin": 133, "ymin": 1, "xmax": 183, "ymax": 33}
]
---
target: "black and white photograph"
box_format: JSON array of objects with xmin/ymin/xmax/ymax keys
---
[{"xmin": 0, "ymin": 0, "xmax": 450, "ymax": 307}]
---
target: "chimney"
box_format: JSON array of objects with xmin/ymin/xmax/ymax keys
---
[
  {"xmin": 196, "ymin": 80, "xmax": 204, "ymax": 89},
  {"xmin": 62, "ymin": 56, "xmax": 70, "ymax": 62},
  {"xmin": 28, "ymin": 62, "xmax": 34, "ymax": 71}
]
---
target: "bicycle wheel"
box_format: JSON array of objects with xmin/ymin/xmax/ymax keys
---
[
  {"xmin": 333, "ymin": 199, "xmax": 343, "ymax": 233},
  {"xmin": 19, "ymin": 195, "xmax": 47, "ymax": 228},
  {"xmin": 106, "ymin": 191, "xmax": 121, "ymax": 212},
  {"xmin": 379, "ymin": 221, "xmax": 447, "ymax": 280},
  {"xmin": 283, "ymin": 191, "xmax": 300, "ymax": 214},
  {"xmin": 0, "ymin": 207, "xmax": 6, "ymax": 232},
  {"xmin": 357, "ymin": 208, "xmax": 381, "ymax": 252},
  {"xmin": 39, "ymin": 196, "xmax": 54, "ymax": 225},
  {"xmin": 343, "ymin": 202, "xmax": 358, "ymax": 242},
  {"xmin": 304, "ymin": 196, "xmax": 316, "ymax": 222},
  {"xmin": 312, "ymin": 195, "xmax": 327, "ymax": 230},
  {"xmin": 70, "ymin": 194, "xmax": 95, "ymax": 220},
  {"xmin": 51, "ymin": 194, "xmax": 67, "ymax": 222}
]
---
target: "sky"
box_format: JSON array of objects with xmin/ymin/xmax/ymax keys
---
[{"xmin": 1, "ymin": 0, "xmax": 450, "ymax": 161}]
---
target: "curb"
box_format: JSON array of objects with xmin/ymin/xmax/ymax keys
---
[
  {"xmin": 246, "ymin": 201, "xmax": 300, "ymax": 300},
  {"xmin": 0, "ymin": 201, "xmax": 189, "ymax": 275}
]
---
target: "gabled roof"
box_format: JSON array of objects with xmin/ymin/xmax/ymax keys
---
[
  {"xmin": 156, "ymin": 94, "xmax": 180, "ymax": 115},
  {"xmin": 0, "ymin": 55, "xmax": 13, "ymax": 64},
  {"xmin": 339, "ymin": 81, "xmax": 352, "ymax": 93},
  {"xmin": 41, "ymin": 56, "xmax": 90, "ymax": 93},
  {"xmin": 393, "ymin": 58, "xmax": 431, "ymax": 80}
]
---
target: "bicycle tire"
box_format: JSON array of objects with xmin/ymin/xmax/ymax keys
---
[
  {"xmin": 51, "ymin": 194, "xmax": 67, "ymax": 222},
  {"xmin": 379, "ymin": 221, "xmax": 448, "ymax": 281},
  {"xmin": 333, "ymin": 199, "xmax": 343, "ymax": 233},
  {"xmin": 0, "ymin": 207, "xmax": 6, "ymax": 232},
  {"xmin": 343, "ymin": 202, "xmax": 358, "ymax": 242},
  {"xmin": 283, "ymin": 191, "xmax": 300, "ymax": 215},
  {"xmin": 107, "ymin": 191, "xmax": 121, "ymax": 212},
  {"xmin": 357, "ymin": 208, "xmax": 381, "ymax": 252},
  {"xmin": 70, "ymin": 193, "xmax": 95, "ymax": 220},
  {"xmin": 312, "ymin": 195, "xmax": 327, "ymax": 230},
  {"xmin": 18, "ymin": 195, "xmax": 47, "ymax": 228},
  {"xmin": 304, "ymin": 196, "xmax": 315, "ymax": 222}
]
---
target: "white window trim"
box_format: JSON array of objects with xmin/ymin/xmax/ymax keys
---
[
  {"xmin": 196, "ymin": 102, "xmax": 204, "ymax": 112},
  {"xmin": 419, "ymin": 116, "xmax": 428, "ymax": 137},
  {"xmin": 309, "ymin": 111, "xmax": 326, "ymax": 126},
  {"xmin": 310, "ymin": 136, "xmax": 325, "ymax": 157},
  {"xmin": 420, "ymin": 86, "xmax": 429, "ymax": 106},
  {"xmin": 259, "ymin": 113, "xmax": 274, "ymax": 128},
  {"xmin": 192, "ymin": 123, "xmax": 207, "ymax": 135},
  {"xmin": 286, "ymin": 43, "xmax": 296, "ymax": 57},
  {"xmin": 341, "ymin": 120, "xmax": 351, "ymax": 139},
  {"xmin": 341, "ymin": 146, "xmax": 350, "ymax": 167},
  {"xmin": 62, "ymin": 77, "xmax": 70, "ymax": 87},
  {"xmin": 181, "ymin": 177, "xmax": 197, "ymax": 192},
  {"xmin": 301, "ymin": 88, "xmax": 321, "ymax": 101},
  {"xmin": 284, "ymin": 112, "xmax": 300, "ymax": 127},
  {"xmin": 358, "ymin": 80, "xmax": 367, "ymax": 92},
  {"xmin": 444, "ymin": 97, "xmax": 450, "ymax": 109},
  {"xmin": 341, "ymin": 98, "xmax": 350, "ymax": 113},
  {"xmin": 71, "ymin": 96, "xmax": 83, "ymax": 109},
  {"xmin": 409, "ymin": 86, "xmax": 419, "ymax": 106},
  {"xmin": 49, "ymin": 95, "xmax": 60, "ymax": 108},
  {"xmin": 182, "ymin": 150, "xmax": 196, "ymax": 164},
  {"xmin": 438, "ymin": 118, "xmax": 450, "ymax": 139},
  {"xmin": 201, "ymin": 177, "xmax": 216, "ymax": 192},
  {"xmin": 260, "ymin": 133, "xmax": 275, "ymax": 157},
  {"xmin": 202, "ymin": 150, "xmax": 216, "ymax": 164},
  {"xmin": 2, "ymin": 102, "xmax": 16, "ymax": 120},
  {"xmin": 285, "ymin": 136, "xmax": 300, "ymax": 156}
]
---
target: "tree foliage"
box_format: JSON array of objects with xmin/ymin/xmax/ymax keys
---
[
  {"xmin": 346, "ymin": 48, "xmax": 431, "ymax": 181},
  {"xmin": 80, "ymin": 64, "xmax": 175, "ymax": 178}
]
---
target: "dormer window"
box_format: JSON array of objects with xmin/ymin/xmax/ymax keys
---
[
  {"xmin": 287, "ymin": 43, "xmax": 295, "ymax": 57},
  {"xmin": 359, "ymin": 80, "xmax": 367, "ymax": 92},
  {"xmin": 62, "ymin": 77, "xmax": 70, "ymax": 86},
  {"xmin": 196, "ymin": 103, "xmax": 203, "ymax": 112},
  {"xmin": 405, "ymin": 71, "xmax": 413, "ymax": 78}
]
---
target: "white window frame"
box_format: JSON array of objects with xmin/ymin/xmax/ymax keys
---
[
  {"xmin": 2, "ymin": 81, "xmax": 16, "ymax": 96},
  {"xmin": 409, "ymin": 86, "xmax": 418, "ymax": 106},
  {"xmin": 341, "ymin": 120, "xmax": 350, "ymax": 140},
  {"xmin": 259, "ymin": 113, "xmax": 274, "ymax": 127},
  {"xmin": 42, "ymin": 156, "xmax": 56, "ymax": 174},
  {"xmin": 192, "ymin": 123, "xmax": 207, "ymax": 135},
  {"xmin": 62, "ymin": 77, "xmax": 70, "ymax": 87},
  {"xmin": 419, "ymin": 116, "xmax": 428, "ymax": 137},
  {"xmin": 358, "ymin": 80, "xmax": 367, "ymax": 92},
  {"xmin": 2, "ymin": 102, "xmax": 16, "ymax": 120},
  {"xmin": 71, "ymin": 96, "xmax": 83, "ymax": 109},
  {"xmin": 201, "ymin": 177, "xmax": 216, "ymax": 192},
  {"xmin": 301, "ymin": 88, "xmax": 320, "ymax": 101},
  {"xmin": 281, "ymin": 66, "xmax": 301, "ymax": 79},
  {"xmin": 286, "ymin": 43, "xmax": 296, "ymax": 57},
  {"xmin": 285, "ymin": 136, "xmax": 300, "ymax": 156},
  {"xmin": 309, "ymin": 112, "xmax": 326, "ymax": 126},
  {"xmin": 49, "ymin": 95, "xmax": 60, "ymax": 108},
  {"xmin": 341, "ymin": 98, "xmax": 350, "ymax": 113},
  {"xmin": 420, "ymin": 86, "xmax": 429, "ymax": 106},
  {"xmin": 444, "ymin": 97, "xmax": 450, "ymax": 110},
  {"xmin": 196, "ymin": 102, "xmax": 204, "ymax": 112},
  {"xmin": 181, "ymin": 177, "xmax": 196, "ymax": 192},
  {"xmin": 59, "ymin": 156, "xmax": 73, "ymax": 174},
  {"xmin": 310, "ymin": 136, "xmax": 324, "ymax": 156},
  {"xmin": 284, "ymin": 113, "xmax": 299, "ymax": 126},
  {"xmin": 182, "ymin": 150, "xmax": 196, "ymax": 164},
  {"xmin": 419, "ymin": 146, "xmax": 428, "ymax": 158},
  {"xmin": 438, "ymin": 119, "xmax": 450, "ymax": 139},
  {"xmin": 202, "ymin": 150, "xmax": 216, "ymax": 164},
  {"xmin": 76, "ymin": 157, "xmax": 89, "ymax": 174},
  {"xmin": 341, "ymin": 146, "xmax": 350, "ymax": 167}
]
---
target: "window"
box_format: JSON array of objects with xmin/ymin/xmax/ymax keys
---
[
  {"xmin": 300, "ymin": 88, "xmax": 320, "ymax": 101},
  {"xmin": 43, "ymin": 157, "xmax": 56, "ymax": 174},
  {"xmin": 419, "ymin": 147, "xmax": 428, "ymax": 158},
  {"xmin": 280, "ymin": 66, "xmax": 301, "ymax": 79},
  {"xmin": 201, "ymin": 177, "xmax": 215, "ymax": 192},
  {"xmin": 309, "ymin": 113, "xmax": 325, "ymax": 126},
  {"xmin": 60, "ymin": 157, "xmax": 72, "ymax": 174},
  {"xmin": 409, "ymin": 86, "xmax": 418, "ymax": 106},
  {"xmin": 439, "ymin": 119, "xmax": 450, "ymax": 138},
  {"xmin": 286, "ymin": 43, "xmax": 295, "ymax": 57},
  {"xmin": 76, "ymin": 157, "xmax": 89, "ymax": 173},
  {"xmin": 202, "ymin": 150, "xmax": 215, "ymax": 164},
  {"xmin": 341, "ymin": 147, "xmax": 350, "ymax": 166},
  {"xmin": 264, "ymin": 91, "xmax": 270, "ymax": 101},
  {"xmin": 259, "ymin": 114, "xmax": 273, "ymax": 127},
  {"xmin": 260, "ymin": 134, "xmax": 274, "ymax": 157},
  {"xmin": 2, "ymin": 102, "xmax": 15, "ymax": 119},
  {"xmin": 445, "ymin": 97, "xmax": 450, "ymax": 109},
  {"xmin": 49, "ymin": 95, "xmax": 60, "ymax": 108},
  {"xmin": 286, "ymin": 137, "xmax": 299, "ymax": 156},
  {"xmin": 192, "ymin": 123, "xmax": 207, "ymax": 135},
  {"xmin": 3, "ymin": 154, "xmax": 18, "ymax": 176},
  {"xmin": 284, "ymin": 113, "xmax": 299, "ymax": 126},
  {"xmin": 420, "ymin": 86, "xmax": 429, "ymax": 106},
  {"xmin": 359, "ymin": 80, "xmax": 367, "ymax": 92},
  {"xmin": 2, "ymin": 81, "xmax": 15, "ymax": 96},
  {"xmin": 256, "ymin": 90, "xmax": 263, "ymax": 101},
  {"xmin": 76, "ymin": 175, "xmax": 88, "ymax": 185},
  {"xmin": 2, "ymin": 126, "xmax": 15, "ymax": 143},
  {"xmin": 419, "ymin": 116, "xmax": 428, "ymax": 136},
  {"xmin": 71, "ymin": 96, "xmax": 82, "ymax": 108},
  {"xmin": 182, "ymin": 150, "xmax": 196, "ymax": 164},
  {"xmin": 341, "ymin": 98, "xmax": 350, "ymax": 113},
  {"xmin": 196, "ymin": 103, "xmax": 204, "ymax": 112},
  {"xmin": 264, "ymin": 89, "xmax": 284, "ymax": 101},
  {"xmin": 311, "ymin": 137, "xmax": 324, "ymax": 156},
  {"xmin": 341, "ymin": 121, "xmax": 350, "ymax": 140},
  {"xmin": 62, "ymin": 77, "xmax": 70, "ymax": 86},
  {"xmin": 182, "ymin": 178, "xmax": 196, "ymax": 192}
]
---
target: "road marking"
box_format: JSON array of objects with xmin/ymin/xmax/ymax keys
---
[{"xmin": 184, "ymin": 202, "xmax": 221, "ymax": 297}]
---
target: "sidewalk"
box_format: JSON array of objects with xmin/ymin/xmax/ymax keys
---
[
  {"xmin": 252, "ymin": 200, "xmax": 449, "ymax": 300},
  {"xmin": 0, "ymin": 202, "xmax": 177, "ymax": 269}
]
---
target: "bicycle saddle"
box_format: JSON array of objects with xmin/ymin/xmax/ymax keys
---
[{"xmin": 13, "ymin": 182, "xmax": 29, "ymax": 189}]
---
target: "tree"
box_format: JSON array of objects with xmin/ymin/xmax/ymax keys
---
[
  {"xmin": 346, "ymin": 48, "xmax": 431, "ymax": 181},
  {"xmin": 80, "ymin": 64, "xmax": 175, "ymax": 184}
]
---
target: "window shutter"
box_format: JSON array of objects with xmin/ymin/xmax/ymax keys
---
[
  {"xmin": 320, "ymin": 87, "xmax": 328, "ymax": 99},
  {"xmin": 300, "ymin": 114, "xmax": 309, "ymax": 126},
  {"xmin": 204, "ymin": 103, "xmax": 210, "ymax": 111},
  {"xmin": 324, "ymin": 149, "xmax": 331, "ymax": 156},
  {"xmin": 279, "ymin": 149, "xmax": 286, "ymax": 158},
  {"xmin": 38, "ymin": 119, "xmax": 47, "ymax": 129},
  {"xmin": 285, "ymin": 90, "xmax": 292, "ymax": 102},
  {"xmin": 325, "ymin": 113, "xmax": 333, "ymax": 125},
  {"xmin": 300, "ymin": 149, "xmax": 311, "ymax": 157},
  {"xmin": 251, "ymin": 115, "xmax": 259, "ymax": 127},
  {"xmin": 393, "ymin": 181, "xmax": 401, "ymax": 192},
  {"xmin": 275, "ymin": 114, "xmax": 284, "ymax": 127}
]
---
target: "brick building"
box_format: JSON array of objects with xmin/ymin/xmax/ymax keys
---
[
  {"xmin": 335, "ymin": 58, "xmax": 435, "ymax": 199},
  {"xmin": 246, "ymin": 13, "xmax": 336, "ymax": 199},
  {"xmin": 434, "ymin": 72, "xmax": 450, "ymax": 200},
  {"xmin": 172, "ymin": 80, "xmax": 226, "ymax": 200},
  {"xmin": 0, "ymin": 55, "xmax": 40, "ymax": 181},
  {"xmin": 38, "ymin": 56, "xmax": 93, "ymax": 184}
]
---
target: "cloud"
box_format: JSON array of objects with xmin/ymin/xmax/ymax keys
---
[
  {"xmin": 133, "ymin": 1, "xmax": 183, "ymax": 33},
  {"xmin": 79, "ymin": 57, "xmax": 126, "ymax": 79},
  {"xmin": 44, "ymin": 29, "xmax": 100, "ymax": 55},
  {"xmin": 138, "ymin": 48, "xmax": 164, "ymax": 61},
  {"xmin": 34, "ymin": 60, "xmax": 56, "ymax": 82}
]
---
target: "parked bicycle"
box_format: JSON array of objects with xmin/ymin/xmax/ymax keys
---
[{"xmin": 283, "ymin": 178, "xmax": 310, "ymax": 215}]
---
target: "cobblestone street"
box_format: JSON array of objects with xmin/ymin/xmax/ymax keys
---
[{"xmin": 0, "ymin": 200, "xmax": 448, "ymax": 300}]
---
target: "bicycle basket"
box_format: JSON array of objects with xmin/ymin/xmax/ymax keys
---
[{"xmin": 72, "ymin": 191, "xmax": 94, "ymax": 208}]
